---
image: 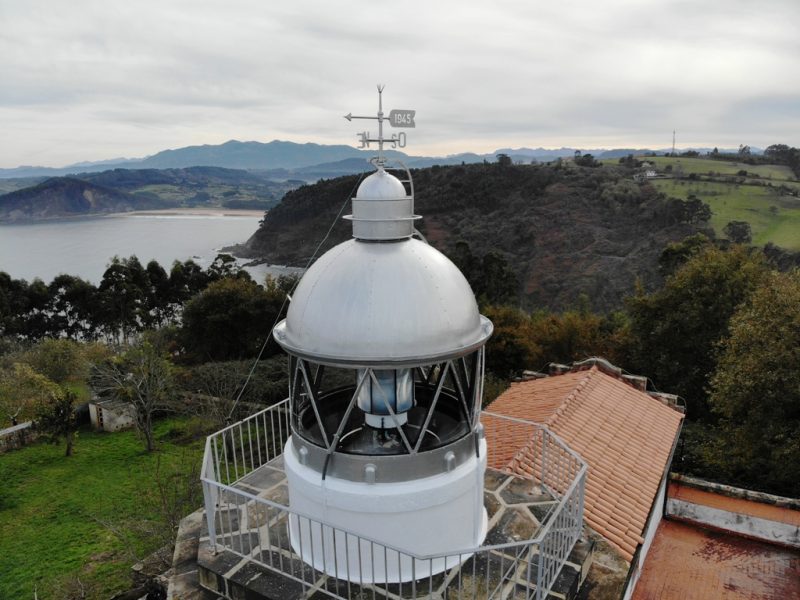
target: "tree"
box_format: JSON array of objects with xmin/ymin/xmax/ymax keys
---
[
  {"xmin": 447, "ymin": 242, "xmax": 518, "ymax": 307},
  {"xmin": 91, "ymin": 339, "xmax": 176, "ymax": 452},
  {"xmin": 450, "ymin": 240, "xmax": 479, "ymax": 283},
  {"xmin": 482, "ymin": 305, "xmax": 540, "ymax": 376},
  {"xmin": 705, "ymin": 270, "xmax": 800, "ymax": 495},
  {"xmin": 142, "ymin": 260, "xmax": 172, "ymax": 328},
  {"xmin": 496, "ymin": 153, "xmax": 512, "ymax": 167},
  {"xmin": 764, "ymin": 144, "xmax": 791, "ymax": 162},
  {"xmin": 97, "ymin": 256, "xmax": 148, "ymax": 342},
  {"xmin": 0, "ymin": 362, "xmax": 61, "ymax": 427},
  {"xmin": 723, "ymin": 220, "xmax": 752, "ymax": 244},
  {"xmin": 575, "ymin": 153, "xmax": 599, "ymax": 167},
  {"xmin": 600, "ymin": 179, "xmax": 642, "ymax": 207},
  {"xmin": 33, "ymin": 388, "xmax": 80, "ymax": 457},
  {"xmin": 683, "ymin": 195, "xmax": 712, "ymax": 224},
  {"xmin": 763, "ymin": 144, "xmax": 800, "ymax": 177},
  {"xmin": 20, "ymin": 338, "xmax": 88, "ymax": 384},
  {"xmin": 657, "ymin": 234, "xmax": 714, "ymax": 276},
  {"xmin": 19, "ymin": 278, "xmax": 51, "ymax": 340},
  {"xmin": 167, "ymin": 259, "xmax": 210, "ymax": 310},
  {"xmin": 180, "ymin": 277, "xmax": 287, "ymax": 363},
  {"xmin": 0, "ymin": 272, "xmax": 28, "ymax": 337},
  {"xmin": 478, "ymin": 250, "xmax": 519, "ymax": 305},
  {"xmin": 206, "ymin": 253, "xmax": 250, "ymax": 281},
  {"xmin": 528, "ymin": 304, "xmax": 629, "ymax": 368},
  {"xmin": 626, "ymin": 245, "xmax": 768, "ymax": 419},
  {"xmin": 48, "ymin": 274, "xmax": 99, "ymax": 340},
  {"xmin": 180, "ymin": 356, "xmax": 288, "ymax": 429}
]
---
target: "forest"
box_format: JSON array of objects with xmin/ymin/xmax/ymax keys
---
[{"xmin": 2, "ymin": 235, "xmax": 798, "ymax": 498}]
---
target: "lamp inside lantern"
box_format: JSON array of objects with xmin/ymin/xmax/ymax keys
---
[{"xmin": 357, "ymin": 368, "xmax": 414, "ymax": 428}]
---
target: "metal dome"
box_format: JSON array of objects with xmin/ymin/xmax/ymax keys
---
[
  {"xmin": 355, "ymin": 169, "xmax": 406, "ymax": 199},
  {"xmin": 272, "ymin": 237, "xmax": 493, "ymax": 366}
]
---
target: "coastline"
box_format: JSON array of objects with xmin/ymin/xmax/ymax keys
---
[
  {"xmin": 0, "ymin": 209, "xmax": 266, "ymax": 284},
  {"xmin": 0, "ymin": 207, "xmax": 266, "ymax": 225},
  {"xmin": 112, "ymin": 208, "xmax": 266, "ymax": 218}
]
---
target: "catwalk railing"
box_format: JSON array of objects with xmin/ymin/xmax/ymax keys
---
[{"xmin": 201, "ymin": 401, "xmax": 586, "ymax": 600}]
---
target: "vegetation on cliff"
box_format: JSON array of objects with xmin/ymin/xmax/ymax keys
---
[
  {"xmin": 0, "ymin": 166, "xmax": 294, "ymax": 220},
  {"xmin": 242, "ymin": 161, "xmax": 715, "ymax": 312},
  {"xmin": 0, "ymin": 177, "xmax": 164, "ymax": 221}
]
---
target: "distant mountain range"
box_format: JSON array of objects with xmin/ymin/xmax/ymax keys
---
[{"xmin": 0, "ymin": 140, "xmax": 758, "ymax": 180}]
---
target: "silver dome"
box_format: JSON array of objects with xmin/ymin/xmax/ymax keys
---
[
  {"xmin": 273, "ymin": 238, "xmax": 493, "ymax": 366},
  {"xmin": 355, "ymin": 169, "xmax": 406, "ymax": 199}
]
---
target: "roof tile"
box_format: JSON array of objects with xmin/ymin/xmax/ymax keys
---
[{"xmin": 485, "ymin": 366, "xmax": 683, "ymax": 562}]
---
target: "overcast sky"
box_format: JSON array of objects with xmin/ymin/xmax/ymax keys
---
[{"xmin": 1, "ymin": 0, "xmax": 798, "ymax": 168}]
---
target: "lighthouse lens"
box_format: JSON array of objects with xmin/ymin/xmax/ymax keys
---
[{"xmin": 357, "ymin": 368, "xmax": 414, "ymax": 418}]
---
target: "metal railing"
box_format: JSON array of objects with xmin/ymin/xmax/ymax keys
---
[{"xmin": 201, "ymin": 402, "xmax": 586, "ymax": 600}]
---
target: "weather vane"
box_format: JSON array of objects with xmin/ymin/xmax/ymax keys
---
[{"xmin": 344, "ymin": 84, "xmax": 415, "ymax": 167}]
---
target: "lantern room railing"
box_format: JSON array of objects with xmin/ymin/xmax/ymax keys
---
[{"xmin": 200, "ymin": 401, "xmax": 586, "ymax": 600}]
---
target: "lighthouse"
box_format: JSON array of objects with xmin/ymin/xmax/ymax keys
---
[{"xmin": 271, "ymin": 87, "xmax": 493, "ymax": 583}]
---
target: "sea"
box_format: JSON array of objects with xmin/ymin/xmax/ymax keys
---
[{"xmin": 0, "ymin": 211, "xmax": 300, "ymax": 284}]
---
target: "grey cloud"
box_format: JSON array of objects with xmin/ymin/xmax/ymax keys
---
[{"xmin": 0, "ymin": 0, "xmax": 798, "ymax": 167}]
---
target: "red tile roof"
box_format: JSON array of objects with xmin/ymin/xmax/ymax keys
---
[{"xmin": 484, "ymin": 365, "xmax": 684, "ymax": 562}]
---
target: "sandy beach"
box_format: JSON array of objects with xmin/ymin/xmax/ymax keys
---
[{"xmin": 116, "ymin": 208, "xmax": 266, "ymax": 218}]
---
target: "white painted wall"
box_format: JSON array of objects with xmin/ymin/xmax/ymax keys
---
[
  {"xmin": 89, "ymin": 401, "xmax": 135, "ymax": 432},
  {"xmin": 622, "ymin": 473, "xmax": 667, "ymax": 600},
  {"xmin": 283, "ymin": 436, "xmax": 488, "ymax": 583}
]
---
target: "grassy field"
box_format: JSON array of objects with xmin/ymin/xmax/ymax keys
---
[
  {"xmin": 0, "ymin": 417, "xmax": 206, "ymax": 599},
  {"xmin": 651, "ymin": 179, "xmax": 800, "ymax": 250},
  {"xmin": 643, "ymin": 156, "xmax": 797, "ymax": 180},
  {"xmin": 134, "ymin": 182, "xmax": 277, "ymax": 206},
  {"xmin": 0, "ymin": 178, "xmax": 44, "ymax": 195}
]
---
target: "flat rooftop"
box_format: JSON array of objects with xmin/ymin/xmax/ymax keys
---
[{"xmin": 631, "ymin": 519, "xmax": 800, "ymax": 600}]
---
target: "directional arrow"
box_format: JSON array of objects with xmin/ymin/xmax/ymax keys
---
[{"xmin": 344, "ymin": 113, "xmax": 379, "ymax": 121}]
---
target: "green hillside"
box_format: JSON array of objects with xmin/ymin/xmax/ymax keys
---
[
  {"xmin": 0, "ymin": 177, "xmax": 166, "ymax": 221},
  {"xmin": 639, "ymin": 153, "xmax": 800, "ymax": 250},
  {"xmin": 645, "ymin": 156, "xmax": 797, "ymax": 181},
  {"xmin": 600, "ymin": 154, "xmax": 800, "ymax": 250},
  {"xmin": 0, "ymin": 166, "xmax": 298, "ymax": 220},
  {"xmin": 239, "ymin": 162, "xmax": 712, "ymax": 312},
  {"xmin": 650, "ymin": 179, "xmax": 800, "ymax": 249}
]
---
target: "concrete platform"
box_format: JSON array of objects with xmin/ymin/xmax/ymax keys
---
[{"xmin": 168, "ymin": 465, "xmax": 593, "ymax": 600}]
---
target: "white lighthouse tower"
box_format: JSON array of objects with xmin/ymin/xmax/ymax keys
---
[{"xmin": 272, "ymin": 87, "xmax": 493, "ymax": 583}]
